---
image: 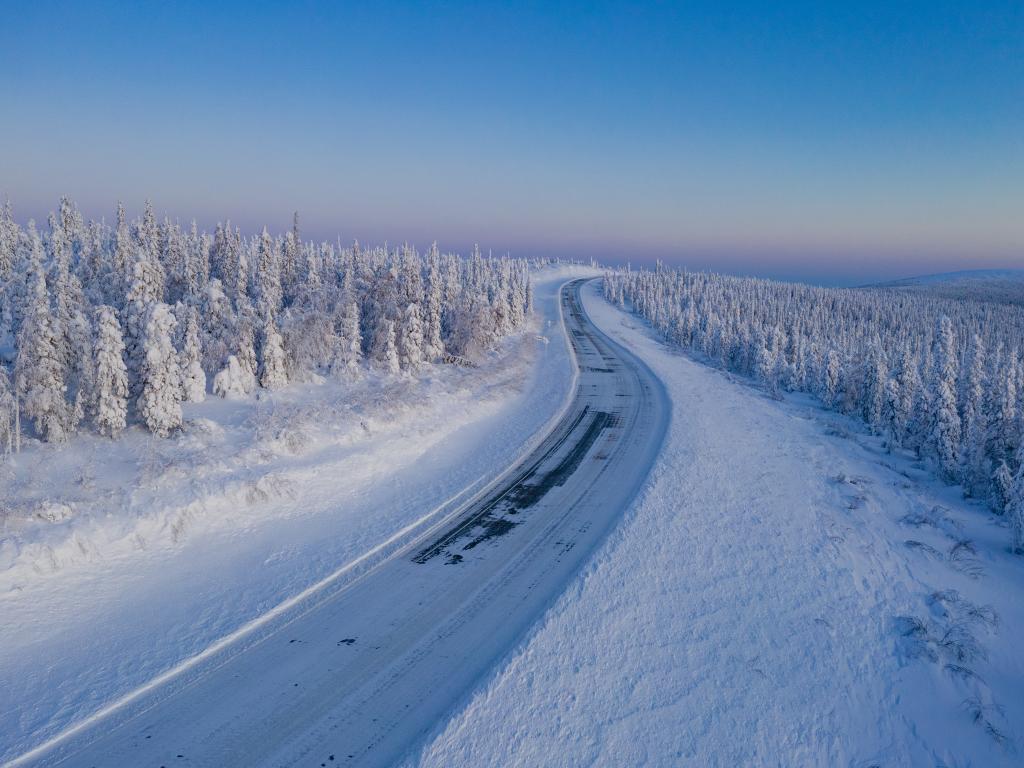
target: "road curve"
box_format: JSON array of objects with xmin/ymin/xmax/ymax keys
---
[{"xmin": 21, "ymin": 278, "xmax": 669, "ymax": 768}]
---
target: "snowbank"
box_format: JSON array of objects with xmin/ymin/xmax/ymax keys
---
[
  {"xmin": 413, "ymin": 279, "xmax": 1023, "ymax": 767},
  {"xmin": 0, "ymin": 265, "xmax": 598, "ymax": 763}
]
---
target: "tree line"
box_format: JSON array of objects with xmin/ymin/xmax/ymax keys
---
[
  {"xmin": 603, "ymin": 265, "xmax": 1024, "ymax": 551},
  {"xmin": 0, "ymin": 198, "xmax": 532, "ymax": 446}
]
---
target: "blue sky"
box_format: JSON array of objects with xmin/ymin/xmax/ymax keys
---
[{"xmin": 1, "ymin": 0, "xmax": 1021, "ymax": 283}]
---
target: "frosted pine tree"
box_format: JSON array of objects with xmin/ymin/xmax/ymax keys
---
[
  {"xmin": 371, "ymin": 319, "xmax": 400, "ymax": 374},
  {"xmin": 490, "ymin": 281, "xmax": 512, "ymax": 337},
  {"xmin": 398, "ymin": 303, "xmax": 425, "ymax": 371},
  {"xmin": 228, "ymin": 226, "xmax": 249, "ymax": 310},
  {"xmin": 892, "ymin": 342, "xmax": 921, "ymax": 447},
  {"xmin": 332, "ymin": 301, "xmax": 363, "ymax": 377},
  {"xmin": 16, "ymin": 270, "xmax": 70, "ymax": 442},
  {"xmin": 124, "ymin": 252, "xmax": 166, "ymax": 401},
  {"xmin": 881, "ymin": 375, "xmax": 903, "ymax": 448},
  {"xmin": 989, "ymin": 362, "xmax": 1017, "ymax": 465},
  {"xmin": 992, "ymin": 460, "xmax": 1013, "ymax": 515},
  {"xmin": 1008, "ymin": 446, "xmax": 1024, "ymax": 553},
  {"xmin": 200, "ymin": 278, "xmax": 234, "ymax": 374},
  {"xmin": 183, "ymin": 221, "xmax": 209, "ymax": 302},
  {"xmin": 928, "ymin": 317, "xmax": 962, "ymax": 481},
  {"xmin": 258, "ymin": 317, "xmax": 288, "ymax": 390},
  {"xmin": 959, "ymin": 333, "xmax": 988, "ymax": 494},
  {"xmin": 234, "ymin": 307, "xmax": 259, "ymax": 393},
  {"xmin": 180, "ymin": 307, "xmax": 206, "ymax": 403},
  {"xmin": 8, "ymin": 221, "xmax": 45, "ymax": 334},
  {"xmin": 754, "ymin": 330, "xmax": 777, "ymax": 391},
  {"xmin": 92, "ymin": 305, "xmax": 129, "ymax": 437},
  {"xmin": 0, "ymin": 199, "xmax": 16, "ymax": 281},
  {"xmin": 424, "ymin": 260, "xmax": 445, "ymax": 362},
  {"xmin": 0, "ymin": 368, "xmax": 17, "ymax": 456},
  {"xmin": 138, "ymin": 303, "xmax": 182, "ymax": 437},
  {"xmin": 255, "ymin": 227, "xmax": 282, "ymax": 320},
  {"xmin": 507, "ymin": 269, "xmax": 526, "ymax": 329},
  {"xmin": 861, "ymin": 343, "xmax": 888, "ymax": 433}
]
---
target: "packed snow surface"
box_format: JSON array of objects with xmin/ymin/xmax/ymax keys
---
[
  {"xmin": 414, "ymin": 280, "xmax": 1023, "ymax": 767},
  {"xmin": 0, "ymin": 266, "xmax": 597, "ymax": 764}
]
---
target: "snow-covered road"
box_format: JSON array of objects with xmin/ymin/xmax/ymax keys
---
[{"xmin": 18, "ymin": 279, "xmax": 668, "ymax": 767}]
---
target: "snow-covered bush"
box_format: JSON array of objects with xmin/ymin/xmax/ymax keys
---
[{"xmin": 212, "ymin": 355, "xmax": 250, "ymax": 399}]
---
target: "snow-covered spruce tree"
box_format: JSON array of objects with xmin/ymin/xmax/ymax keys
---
[
  {"xmin": 199, "ymin": 278, "xmax": 234, "ymax": 374},
  {"xmin": 754, "ymin": 330, "xmax": 777, "ymax": 393},
  {"xmin": 861, "ymin": 342, "xmax": 888, "ymax": 434},
  {"xmin": 398, "ymin": 302, "xmax": 425, "ymax": 371},
  {"xmin": 182, "ymin": 220, "xmax": 209, "ymax": 303},
  {"xmin": 371, "ymin": 318, "xmax": 400, "ymax": 375},
  {"xmin": 992, "ymin": 460, "xmax": 1014, "ymax": 516},
  {"xmin": 15, "ymin": 269, "xmax": 70, "ymax": 442},
  {"xmin": 254, "ymin": 227, "xmax": 282, "ymax": 321},
  {"xmin": 331, "ymin": 301, "xmax": 362, "ymax": 377},
  {"xmin": 180, "ymin": 306, "xmax": 206, "ymax": 403},
  {"xmin": 424, "ymin": 255, "xmax": 445, "ymax": 362},
  {"xmin": 280, "ymin": 212, "xmax": 301, "ymax": 306},
  {"xmin": 507, "ymin": 268, "xmax": 526, "ymax": 330},
  {"xmin": 1008, "ymin": 445, "xmax": 1024, "ymax": 553},
  {"xmin": 137, "ymin": 303, "xmax": 182, "ymax": 437},
  {"xmin": 46, "ymin": 211, "xmax": 93, "ymax": 424},
  {"xmin": 959, "ymin": 333, "xmax": 988, "ymax": 495},
  {"xmin": 490, "ymin": 281, "xmax": 512, "ymax": 338},
  {"xmin": 227, "ymin": 225, "xmax": 248, "ymax": 310},
  {"xmin": 124, "ymin": 250, "xmax": 166, "ymax": 402},
  {"xmin": 891, "ymin": 342, "xmax": 921, "ymax": 448},
  {"xmin": 0, "ymin": 199, "xmax": 16, "ymax": 281},
  {"xmin": 91, "ymin": 305, "xmax": 129, "ymax": 437},
  {"xmin": 161, "ymin": 218, "xmax": 188, "ymax": 304},
  {"xmin": 7, "ymin": 220, "xmax": 43, "ymax": 339},
  {"xmin": 0, "ymin": 368, "xmax": 17, "ymax": 456},
  {"xmin": 398, "ymin": 244, "xmax": 424, "ymax": 309},
  {"xmin": 258, "ymin": 316, "xmax": 288, "ymax": 390},
  {"xmin": 929, "ymin": 317, "xmax": 962, "ymax": 482},
  {"xmin": 234, "ymin": 305, "xmax": 259, "ymax": 393},
  {"xmin": 989, "ymin": 359, "xmax": 1018, "ymax": 467}
]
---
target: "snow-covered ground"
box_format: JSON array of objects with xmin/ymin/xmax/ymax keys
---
[
  {"xmin": 414, "ymin": 279, "xmax": 1024, "ymax": 767},
  {"xmin": 0, "ymin": 265, "xmax": 598, "ymax": 764}
]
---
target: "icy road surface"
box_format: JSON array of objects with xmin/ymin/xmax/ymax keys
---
[{"xmin": 20, "ymin": 279, "xmax": 668, "ymax": 768}]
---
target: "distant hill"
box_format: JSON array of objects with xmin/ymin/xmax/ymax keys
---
[{"xmin": 860, "ymin": 268, "xmax": 1024, "ymax": 306}]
